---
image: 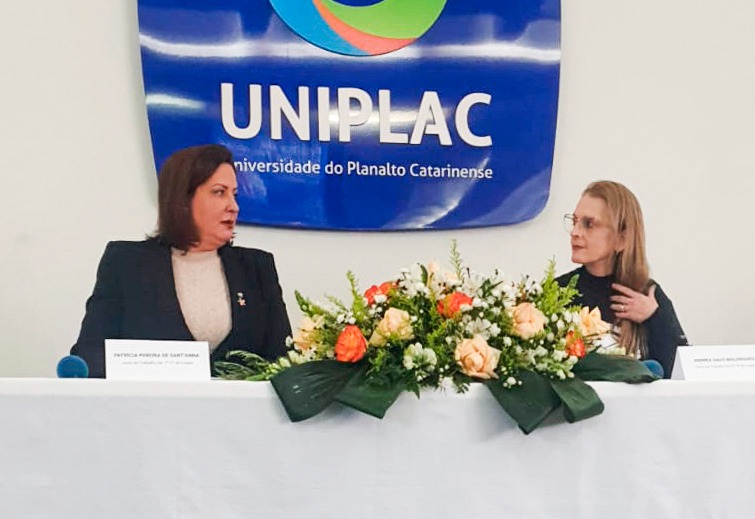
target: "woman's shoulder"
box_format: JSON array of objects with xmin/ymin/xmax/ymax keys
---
[
  {"xmin": 224, "ymin": 244, "xmax": 274, "ymax": 261},
  {"xmin": 102, "ymin": 237, "xmax": 167, "ymax": 256},
  {"xmin": 221, "ymin": 245, "xmax": 278, "ymax": 273},
  {"xmin": 648, "ymin": 278, "xmax": 672, "ymax": 303}
]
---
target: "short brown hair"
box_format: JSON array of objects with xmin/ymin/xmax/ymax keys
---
[{"xmin": 156, "ymin": 144, "xmax": 234, "ymax": 250}]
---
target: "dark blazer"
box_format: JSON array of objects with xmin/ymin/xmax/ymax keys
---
[{"xmin": 71, "ymin": 239, "xmax": 291, "ymax": 378}]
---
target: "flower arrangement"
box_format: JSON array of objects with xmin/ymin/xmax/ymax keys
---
[{"xmin": 217, "ymin": 243, "xmax": 656, "ymax": 433}]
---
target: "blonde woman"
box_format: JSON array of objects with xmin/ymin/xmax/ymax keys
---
[{"xmin": 557, "ymin": 181, "xmax": 686, "ymax": 377}]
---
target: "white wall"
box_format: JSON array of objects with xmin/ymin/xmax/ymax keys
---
[{"xmin": 1, "ymin": 1, "xmax": 753, "ymax": 377}]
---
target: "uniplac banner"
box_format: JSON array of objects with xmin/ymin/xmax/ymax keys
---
[{"xmin": 138, "ymin": 0, "xmax": 560, "ymax": 230}]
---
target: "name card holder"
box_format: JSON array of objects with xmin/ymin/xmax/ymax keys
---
[
  {"xmin": 672, "ymin": 345, "xmax": 755, "ymax": 381},
  {"xmin": 105, "ymin": 339, "xmax": 211, "ymax": 381}
]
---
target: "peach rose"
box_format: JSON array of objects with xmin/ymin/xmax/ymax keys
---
[
  {"xmin": 292, "ymin": 316, "xmax": 322, "ymax": 352},
  {"xmin": 509, "ymin": 302, "xmax": 547, "ymax": 339},
  {"xmin": 454, "ymin": 335, "xmax": 501, "ymax": 379},
  {"xmin": 364, "ymin": 281, "xmax": 396, "ymax": 305},
  {"xmin": 334, "ymin": 325, "xmax": 367, "ymax": 363},
  {"xmin": 437, "ymin": 292, "xmax": 473, "ymax": 318},
  {"xmin": 578, "ymin": 307, "xmax": 611, "ymax": 337},
  {"xmin": 369, "ymin": 307, "xmax": 414, "ymax": 346}
]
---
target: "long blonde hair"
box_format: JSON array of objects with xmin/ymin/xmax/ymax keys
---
[{"xmin": 583, "ymin": 181, "xmax": 650, "ymax": 357}]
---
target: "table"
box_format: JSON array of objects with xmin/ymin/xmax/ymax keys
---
[{"xmin": 1, "ymin": 379, "xmax": 753, "ymax": 518}]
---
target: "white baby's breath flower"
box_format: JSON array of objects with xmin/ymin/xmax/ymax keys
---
[
  {"xmin": 551, "ymin": 350, "xmax": 567, "ymax": 361},
  {"xmin": 406, "ymin": 343, "xmax": 423, "ymax": 356},
  {"xmin": 422, "ymin": 349, "xmax": 437, "ymax": 366},
  {"xmin": 374, "ymin": 294, "xmax": 387, "ymax": 304},
  {"xmin": 489, "ymin": 323, "xmax": 501, "ymax": 337}
]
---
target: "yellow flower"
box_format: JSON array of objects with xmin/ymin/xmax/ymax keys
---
[
  {"xmin": 292, "ymin": 316, "xmax": 323, "ymax": 352},
  {"xmin": 578, "ymin": 307, "xmax": 611, "ymax": 337},
  {"xmin": 369, "ymin": 307, "xmax": 414, "ymax": 346}
]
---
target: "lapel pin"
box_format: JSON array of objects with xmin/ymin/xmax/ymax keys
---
[{"xmin": 237, "ymin": 292, "xmax": 246, "ymax": 307}]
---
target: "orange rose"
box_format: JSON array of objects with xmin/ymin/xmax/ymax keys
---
[
  {"xmin": 565, "ymin": 331, "xmax": 586, "ymax": 358},
  {"xmin": 437, "ymin": 292, "xmax": 473, "ymax": 318},
  {"xmin": 509, "ymin": 302, "xmax": 547, "ymax": 339},
  {"xmin": 364, "ymin": 281, "xmax": 396, "ymax": 305},
  {"xmin": 454, "ymin": 335, "xmax": 501, "ymax": 379},
  {"xmin": 334, "ymin": 325, "xmax": 367, "ymax": 363}
]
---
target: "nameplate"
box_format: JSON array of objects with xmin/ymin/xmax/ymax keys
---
[
  {"xmin": 671, "ymin": 345, "xmax": 755, "ymax": 381},
  {"xmin": 105, "ymin": 340, "xmax": 210, "ymax": 381}
]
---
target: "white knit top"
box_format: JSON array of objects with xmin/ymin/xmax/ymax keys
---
[{"xmin": 171, "ymin": 248, "xmax": 232, "ymax": 351}]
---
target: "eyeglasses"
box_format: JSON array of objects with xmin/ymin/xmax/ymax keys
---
[{"xmin": 563, "ymin": 214, "xmax": 602, "ymax": 233}]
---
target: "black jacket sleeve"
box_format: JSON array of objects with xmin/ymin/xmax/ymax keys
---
[
  {"xmin": 255, "ymin": 250, "xmax": 291, "ymax": 361},
  {"xmin": 70, "ymin": 242, "xmax": 123, "ymax": 377},
  {"xmin": 644, "ymin": 283, "xmax": 687, "ymax": 378}
]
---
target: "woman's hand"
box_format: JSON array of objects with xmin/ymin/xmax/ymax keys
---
[{"xmin": 610, "ymin": 283, "xmax": 658, "ymax": 323}]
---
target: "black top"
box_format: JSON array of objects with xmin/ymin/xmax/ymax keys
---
[
  {"xmin": 556, "ymin": 266, "xmax": 687, "ymax": 378},
  {"xmin": 71, "ymin": 239, "xmax": 291, "ymax": 377}
]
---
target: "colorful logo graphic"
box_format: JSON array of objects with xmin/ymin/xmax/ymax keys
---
[{"xmin": 269, "ymin": 0, "xmax": 447, "ymax": 56}]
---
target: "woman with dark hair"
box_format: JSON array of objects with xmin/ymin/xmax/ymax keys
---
[
  {"xmin": 71, "ymin": 144, "xmax": 291, "ymax": 377},
  {"xmin": 557, "ymin": 181, "xmax": 687, "ymax": 377}
]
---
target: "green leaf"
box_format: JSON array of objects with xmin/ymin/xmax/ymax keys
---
[
  {"xmin": 346, "ymin": 270, "xmax": 368, "ymax": 321},
  {"xmin": 485, "ymin": 371, "xmax": 561, "ymax": 434},
  {"xmin": 270, "ymin": 360, "xmax": 361, "ymax": 422},
  {"xmin": 574, "ymin": 352, "xmax": 658, "ymax": 383},
  {"xmin": 335, "ymin": 367, "xmax": 405, "ymax": 419},
  {"xmin": 213, "ymin": 361, "xmax": 271, "ymax": 381},
  {"xmin": 548, "ymin": 378, "xmax": 605, "ymax": 423},
  {"xmin": 449, "ymin": 239, "xmax": 464, "ymax": 280},
  {"xmin": 295, "ymin": 290, "xmax": 330, "ymax": 316}
]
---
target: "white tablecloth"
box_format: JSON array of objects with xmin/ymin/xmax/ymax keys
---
[{"xmin": 1, "ymin": 379, "xmax": 753, "ymax": 519}]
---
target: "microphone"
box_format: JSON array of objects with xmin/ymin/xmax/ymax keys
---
[
  {"xmin": 641, "ymin": 359, "xmax": 664, "ymax": 379},
  {"xmin": 57, "ymin": 355, "xmax": 90, "ymax": 378}
]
